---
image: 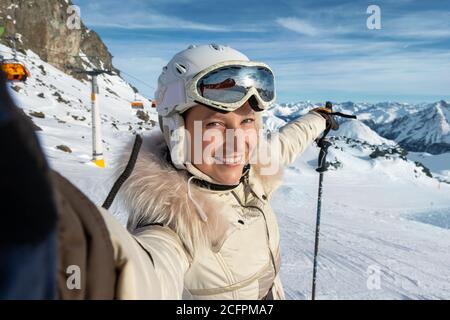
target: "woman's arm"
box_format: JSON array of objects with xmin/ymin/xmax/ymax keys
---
[
  {"xmin": 271, "ymin": 112, "xmax": 327, "ymax": 166},
  {"xmin": 99, "ymin": 208, "xmax": 189, "ymax": 299}
]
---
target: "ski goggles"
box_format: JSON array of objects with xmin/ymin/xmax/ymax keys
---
[{"xmin": 186, "ymin": 61, "xmax": 276, "ymax": 112}]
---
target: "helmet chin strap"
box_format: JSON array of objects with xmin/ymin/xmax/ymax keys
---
[
  {"xmin": 185, "ymin": 162, "xmax": 222, "ymax": 185},
  {"xmin": 185, "ymin": 163, "xmax": 249, "ymax": 223}
]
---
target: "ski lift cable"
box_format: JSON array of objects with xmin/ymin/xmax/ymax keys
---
[
  {"xmin": 0, "ymin": 49, "xmax": 153, "ymax": 89},
  {"xmin": 119, "ymin": 70, "xmax": 155, "ymax": 90},
  {"xmin": 1, "ymin": 37, "xmax": 104, "ymax": 58},
  {"xmin": 0, "ymin": 43, "xmax": 154, "ymax": 86},
  {"xmin": 1, "ymin": 48, "xmax": 156, "ymax": 94}
]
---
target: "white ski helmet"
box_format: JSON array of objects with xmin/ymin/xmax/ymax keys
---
[{"xmin": 155, "ymin": 44, "xmax": 275, "ymax": 180}]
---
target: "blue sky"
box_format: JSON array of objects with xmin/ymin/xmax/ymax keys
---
[{"xmin": 73, "ymin": 0, "xmax": 450, "ymax": 103}]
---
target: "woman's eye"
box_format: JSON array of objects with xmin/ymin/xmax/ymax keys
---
[
  {"xmin": 242, "ymin": 118, "xmax": 255, "ymax": 124},
  {"xmin": 206, "ymin": 122, "xmax": 223, "ymax": 128}
]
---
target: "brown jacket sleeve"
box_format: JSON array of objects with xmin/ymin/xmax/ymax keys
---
[
  {"xmin": 53, "ymin": 169, "xmax": 189, "ymax": 299},
  {"xmin": 52, "ymin": 170, "xmax": 116, "ymax": 299}
]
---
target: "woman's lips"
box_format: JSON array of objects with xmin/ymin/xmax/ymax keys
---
[{"xmin": 213, "ymin": 154, "xmax": 244, "ymax": 166}]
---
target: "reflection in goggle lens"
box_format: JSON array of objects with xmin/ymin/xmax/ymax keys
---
[{"xmin": 197, "ymin": 65, "xmax": 274, "ymax": 104}]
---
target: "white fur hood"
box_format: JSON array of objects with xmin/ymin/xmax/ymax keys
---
[{"xmin": 115, "ymin": 129, "xmax": 284, "ymax": 258}]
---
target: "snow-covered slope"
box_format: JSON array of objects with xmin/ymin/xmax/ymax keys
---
[
  {"xmin": 3, "ymin": 44, "xmax": 157, "ymax": 127},
  {"xmin": 2, "ymin": 43, "xmax": 158, "ymax": 224},
  {"xmin": 330, "ymin": 120, "xmax": 396, "ymax": 146},
  {"xmin": 5, "ymin": 44, "xmax": 450, "ymax": 299},
  {"xmin": 408, "ymin": 152, "xmax": 450, "ymax": 184},
  {"xmin": 274, "ymin": 132, "xmax": 450, "ymax": 299}
]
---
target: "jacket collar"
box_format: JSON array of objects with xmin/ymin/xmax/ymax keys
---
[{"xmin": 116, "ymin": 129, "xmax": 283, "ymax": 258}]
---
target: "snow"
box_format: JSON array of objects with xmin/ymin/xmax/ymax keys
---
[
  {"xmin": 408, "ymin": 152, "xmax": 450, "ymax": 184},
  {"xmin": 1, "ymin": 43, "xmax": 157, "ymax": 222},
  {"xmin": 267, "ymin": 101, "xmax": 422, "ymax": 125},
  {"xmin": 7, "ymin": 4, "xmax": 19, "ymax": 10},
  {"xmin": 330, "ymin": 119, "xmax": 396, "ymax": 146},
  {"xmin": 436, "ymin": 104, "xmax": 450, "ymax": 136},
  {"xmin": 375, "ymin": 101, "xmax": 450, "ymax": 150},
  {"xmin": 5, "ymin": 44, "xmax": 450, "ymax": 299},
  {"xmin": 276, "ymin": 144, "xmax": 450, "ymax": 299}
]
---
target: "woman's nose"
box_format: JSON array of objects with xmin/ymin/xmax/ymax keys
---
[{"xmin": 223, "ymin": 131, "xmax": 246, "ymax": 153}]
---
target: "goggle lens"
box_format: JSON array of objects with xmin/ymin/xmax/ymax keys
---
[{"xmin": 196, "ymin": 65, "xmax": 275, "ymax": 104}]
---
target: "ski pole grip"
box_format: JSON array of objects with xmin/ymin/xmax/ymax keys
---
[{"xmin": 330, "ymin": 112, "xmax": 357, "ymax": 119}]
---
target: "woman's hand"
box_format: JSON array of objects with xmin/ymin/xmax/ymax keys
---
[{"xmin": 309, "ymin": 102, "xmax": 339, "ymax": 131}]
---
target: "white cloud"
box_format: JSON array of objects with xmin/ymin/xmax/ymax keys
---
[
  {"xmin": 384, "ymin": 11, "xmax": 450, "ymax": 39},
  {"xmin": 85, "ymin": 12, "xmax": 227, "ymax": 31},
  {"xmin": 275, "ymin": 17, "xmax": 320, "ymax": 36},
  {"xmin": 82, "ymin": 9, "xmax": 266, "ymax": 33},
  {"xmin": 272, "ymin": 51, "xmax": 450, "ymax": 98}
]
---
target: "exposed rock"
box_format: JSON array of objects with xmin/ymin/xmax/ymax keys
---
[
  {"xmin": 56, "ymin": 144, "xmax": 72, "ymax": 153},
  {"xmin": 136, "ymin": 110, "xmax": 149, "ymax": 122},
  {"xmin": 71, "ymin": 115, "xmax": 86, "ymax": 121},
  {"xmin": 53, "ymin": 91, "xmax": 70, "ymax": 104},
  {"xmin": 414, "ymin": 161, "xmax": 433, "ymax": 178},
  {"xmin": 0, "ymin": 0, "xmax": 116, "ymax": 81},
  {"xmin": 11, "ymin": 85, "xmax": 21, "ymax": 92},
  {"xmin": 29, "ymin": 111, "xmax": 45, "ymax": 118},
  {"xmin": 106, "ymin": 87, "xmax": 119, "ymax": 97},
  {"xmin": 369, "ymin": 145, "xmax": 408, "ymax": 161},
  {"xmin": 38, "ymin": 65, "xmax": 47, "ymax": 75}
]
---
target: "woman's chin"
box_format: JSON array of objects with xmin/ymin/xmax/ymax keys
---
[{"xmin": 213, "ymin": 164, "xmax": 245, "ymax": 185}]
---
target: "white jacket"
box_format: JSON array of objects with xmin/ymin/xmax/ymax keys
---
[{"xmin": 100, "ymin": 112, "xmax": 326, "ymax": 299}]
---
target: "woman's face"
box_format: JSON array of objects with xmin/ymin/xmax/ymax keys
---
[{"xmin": 183, "ymin": 101, "xmax": 258, "ymax": 185}]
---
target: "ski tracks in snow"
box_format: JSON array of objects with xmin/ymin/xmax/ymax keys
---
[{"xmin": 273, "ymin": 179, "xmax": 450, "ymax": 300}]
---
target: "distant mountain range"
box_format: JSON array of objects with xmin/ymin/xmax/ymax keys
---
[{"xmin": 269, "ymin": 100, "xmax": 450, "ymax": 155}]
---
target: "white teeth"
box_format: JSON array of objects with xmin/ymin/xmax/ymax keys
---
[{"xmin": 214, "ymin": 155, "xmax": 243, "ymax": 165}]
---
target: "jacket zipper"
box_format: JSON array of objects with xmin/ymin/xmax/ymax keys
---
[{"xmin": 231, "ymin": 178, "xmax": 278, "ymax": 277}]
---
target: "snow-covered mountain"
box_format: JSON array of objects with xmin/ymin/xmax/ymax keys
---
[
  {"xmin": 269, "ymin": 100, "xmax": 450, "ymax": 155},
  {"xmin": 331, "ymin": 120, "xmax": 396, "ymax": 146},
  {"xmin": 337, "ymin": 101, "xmax": 421, "ymax": 124},
  {"xmin": 372, "ymin": 101, "xmax": 450, "ymax": 154},
  {"xmin": 270, "ymin": 101, "xmax": 421, "ymax": 124}
]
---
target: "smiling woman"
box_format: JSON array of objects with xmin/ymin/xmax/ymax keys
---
[
  {"xmin": 0, "ymin": 41, "xmax": 329, "ymax": 300},
  {"xmin": 183, "ymin": 101, "xmax": 258, "ymax": 185},
  {"xmin": 102, "ymin": 44, "xmax": 331, "ymax": 299}
]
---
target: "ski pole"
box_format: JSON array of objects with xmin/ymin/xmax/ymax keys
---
[
  {"xmin": 311, "ymin": 102, "xmax": 356, "ymax": 300},
  {"xmin": 311, "ymin": 136, "xmax": 331, "ymax": 300}
]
